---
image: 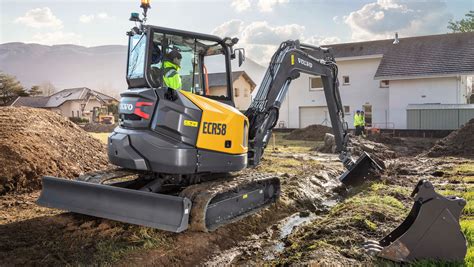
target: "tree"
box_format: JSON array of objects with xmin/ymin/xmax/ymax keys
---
[
  {"xmin": 448, "ymin": 10, "xmax": 474, "ymax": 33},
  {"xmin": 0, "ymin": 72, "xmax": 29, "ymax": 106},
  {"xmin": 39, "ymin": 81, "xmax": 56, "ymax": 96},
  {"xmin": 29, "ymin": 85, "xmax": 43, "ymax": 96}
]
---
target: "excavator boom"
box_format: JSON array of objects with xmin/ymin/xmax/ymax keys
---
[{"xmin": 245, "ymin": 40, "xmax": 382, "ymax": 185}]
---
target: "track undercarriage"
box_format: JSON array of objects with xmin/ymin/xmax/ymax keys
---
[{"xmin": 37, "ymin": 170, "xmax": 280, "ymax": 232}]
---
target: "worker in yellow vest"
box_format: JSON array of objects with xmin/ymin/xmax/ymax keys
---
[
  {"xmin": 162, "ymin": 49, "xmax": 182, "ymax": 90},
  {"xmin": 354, "ymin": 110, "xmax": 363, "ymax": 136}
]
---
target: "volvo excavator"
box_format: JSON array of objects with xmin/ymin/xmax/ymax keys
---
[
  {"xmin": 37, "ymin": 2, "xmax": 467, "ymax": 262},
  {"xmin": 38, "ymin": 5, "xmax": 378, "ymax": 232}
]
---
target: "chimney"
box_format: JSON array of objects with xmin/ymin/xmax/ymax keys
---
[{"xmin": 393, "ymin": 32, "xmax": 400, "ymax": 45}]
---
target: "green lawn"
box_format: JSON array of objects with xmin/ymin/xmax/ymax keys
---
[{"xmin": 89, "ymin": 132, "xmax": 110, "ymax": 144}]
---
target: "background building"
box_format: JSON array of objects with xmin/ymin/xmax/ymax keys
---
[
  {"xmin": 11, "ymin": 87, "xmax": 117, "ymax": 122},
  {"xmin": 277, "ymin": 32, "xmax": 474, "ymax": 129},
  {"xmin": 208, "ymin": 71, "xmax": 256, "ymax": 110}
]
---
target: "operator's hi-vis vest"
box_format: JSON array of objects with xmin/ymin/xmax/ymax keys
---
[{"xmin": 163, "ymin": 61, "xmax": 182, "ymax": 90}]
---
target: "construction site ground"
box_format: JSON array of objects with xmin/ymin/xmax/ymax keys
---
[{"xmin": 0, "ymin": 113, "xmax": 472, "ymax": 265}]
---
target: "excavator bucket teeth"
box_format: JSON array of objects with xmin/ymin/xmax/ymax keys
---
[
  {"xmin": 363, "ymin": 180, "xmax": 467, "ymax": 262},
  {"xmin": 339, "ymin": 152, "xmax": 383, "ymax": 186},
  {"xmin": 37, "ymin": 176, "xmax": 192, "ymax": 233}
]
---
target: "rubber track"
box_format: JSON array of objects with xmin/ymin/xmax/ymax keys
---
[{"xmin": 180, "ymin": 173, "xmax": 280, "ymax": 232}]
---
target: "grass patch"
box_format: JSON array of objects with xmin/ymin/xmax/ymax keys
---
[
  {"xmin": 461, "ymin": 218, "xmax": 474, "ymax": 267},
  {"xmin": 92, "ymin": 226, "xmax": 173, "ymax": 264},
  {"xmin": 269, "ymin": 132, "xmax": 322, "ymax": 153},
  {"xmin": 89, "ymin": 132, "xmax": 109, "ymax": 144}
]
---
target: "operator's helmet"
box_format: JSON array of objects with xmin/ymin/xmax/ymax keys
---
[
  {"xmin": 356, "ymin": 110, "xmax": 361, "ymax": 113},
  {"xmin": 165, "ymin": 49, "xmax": 182, "ymax": 61}
]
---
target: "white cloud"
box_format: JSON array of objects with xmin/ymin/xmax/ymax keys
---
[
  {"xmin": 213, "ymin": 20, "xmax": 339, "ymax": 65},
  {"xmin": 241, "ymin": 21, "xmax": 305, "ymax": 45},
  {"xmin": 231, "ymin": 0, "xmax": 251, "ymax": 12},
  {"xmin": 79, "ymin": 12, "xmax": 113, "ymax": 23},
  {"xmin": 79, "ymin": 14, "xmax": 94, "ymax": 23},
  {"xmin": 15, "ymin": 7, "xmax": 63, "ymax": 29},
  {"xmin": 97, "ymin": 12, "xmax": 112, "ymax": 20},
  {"xmin": 32, "ymin": 31, "xmax": 82, "ymax": 45},
  {"xmin": 212, "ymin": 19, "xmax": 244, "ymax": 37},
  {"xmin": 303, "ymin": 35, "xmax": 342, "ymax": 46},
  {"xmin": 344, "ymin": 0, "xmax": 452, "ymax": 41},
  {"xmin": 257, "ymin": 0, "xmax": 289, "ymax": 12}
]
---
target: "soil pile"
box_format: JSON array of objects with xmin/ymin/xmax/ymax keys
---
[
  {"xmin": 427, "ymin": 119, "xmax": 474, "ymax": 158},
  {"xmin": 82, "ymin": 123, "xmax": 117, "ymax": 133},
  {"xmin": 348, "ymin": 136, "xmax": 397, "ymax": 161},
  {"xmin": 0, "ymin": 107, "xmax": 109, "ymax": 194},
  {"xmin": 314, "ymin": 133, "xmax": 396, "ymax": 161},
  {"xmin": 284, "ymin": 125, "xmax": 333, "ymax": 141}
]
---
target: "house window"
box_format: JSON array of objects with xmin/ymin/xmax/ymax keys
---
[
  {"xmin": 234, "ymin": 88, "xmax": 240, "ymax": 97},
  {"xmin": 244, "ymin": 88, "xmax": 249, "ymax": 97},
  {"xmin": 77, "ymin": 110, "xmax": 80, "ymax": 117},
  {"xmin": 309, "ymin": 77, "xmax": 323, "ymax": 91},
  {"xmin": 71, "ymin": 111, "xmax": 74, "ymax": 117},
  {"xmin": 343, "ymin": 76, "xmax": 350, "ymax": 85},
  {"xmin": 344, "ymin": 105, "xmax": 350, "ymax": 115},
  {"xmin": 380, "ymin": 80, "xmax": 390, "ymax": 88}
]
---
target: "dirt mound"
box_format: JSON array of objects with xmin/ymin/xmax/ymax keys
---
[
  {"xmin": 284, "ymin": 125, "xmax": 333, "ymax": 141},
  {"xmin": 82, "ymin": 123, "xmax": 117, "ymax": 133},
  {"xmin": 0, "ymin": 107, "xmax": 109, "ymax": 195},
  {"xmin": 348, "ymin": 136, "xmax": 397, "ymax": 161},
  {"xmin": 366, "ymin": 134, "xmax": 404, "ymax": 146},
  {"xmin": 314, "ymin": 134, "xmax": 396, "ymax": 162},
  {"xmin": 427, "ymin": 119, "xmax": 474, "ymax": 158}
]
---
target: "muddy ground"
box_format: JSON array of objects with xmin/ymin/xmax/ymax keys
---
[{"xmin": 0, "ymin": 130, "xmax": 472, "ymax": 265}]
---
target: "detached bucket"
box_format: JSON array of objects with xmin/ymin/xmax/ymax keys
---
[
  {"xmin": 339, "ymin": 152, "xmax": 383, "ymax": 186},
  {"xmin": 364, "ymin": 180, "xmax": 467, "ymax": 262}
]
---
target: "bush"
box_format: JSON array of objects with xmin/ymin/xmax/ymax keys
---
[{"xmin": 69, "ymin": 117, "xmax": 89, "ymax": 124}]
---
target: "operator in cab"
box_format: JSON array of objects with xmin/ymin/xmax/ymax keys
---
[{"xmin": 162, "ymin": 49, "xmax": 183, "ymax": 90}]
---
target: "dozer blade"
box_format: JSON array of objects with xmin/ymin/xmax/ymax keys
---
[
  {"xmin": 364, "ymin": 179, "xmax": 467, "ymax": 262},
  {"xmin": 180, "ymin": 173, "xmax": 280, "ymax": 232},
  {"xmin": 37, "ymin": 176, "xmax": 192, "ymax": 233},
  {"xmin": 339, "ymin": 152, "xmax": 383, "ymax": 187}
]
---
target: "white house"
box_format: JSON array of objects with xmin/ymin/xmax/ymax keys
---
[
  {"xmin": 11, "ymin": 87, "xmax": 118, "ymax": 122},
  {"xmin": 277, "ymin": 32, "xmax": 474, "ymax": 129}
]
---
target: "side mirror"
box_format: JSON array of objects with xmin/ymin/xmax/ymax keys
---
[{"xmin": 234, "ymin": 48, "xmax": 245, "ymax": 67}]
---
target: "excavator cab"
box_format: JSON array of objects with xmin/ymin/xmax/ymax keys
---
[{"xmin": 125, "ymin": 24, "xmax": 244, "ymax": 106}]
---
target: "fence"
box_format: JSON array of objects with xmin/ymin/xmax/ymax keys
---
[{"xmin": 407, "ymin": 104, "xmax": 474, "ymax": 130}]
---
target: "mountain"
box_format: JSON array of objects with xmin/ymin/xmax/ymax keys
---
[{"xmin": 0, "ymin": 42, "xmax": 266, "ymax": 99}]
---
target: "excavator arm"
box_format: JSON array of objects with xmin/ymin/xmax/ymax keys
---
[{"xmin": 245, "ymin": 40, "xmax": 382, "ymax": 186}]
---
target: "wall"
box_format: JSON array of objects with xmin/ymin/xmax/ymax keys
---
[
  {"xmin": 209, "ymin": 75, "xmax": 253, "ymax": 111},
  {"xmin": 57, "ymin": 99, "xmax": 104, "ymax": 121},
  {"xmin": 208, "ymin": 86, "xmax": 227, "ymax": 98},
  {"xmin": 389, "ymin": 77, "xmax": 462, "ymax": 129},
  {"xmin": 232, "ymin": 75, "xmax": 253, "ymax": 110},
  {"xmin": 278, "ymin": 57, "xmax": 389, "ymax": 129}
]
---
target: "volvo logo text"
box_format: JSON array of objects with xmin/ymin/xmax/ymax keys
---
[
  {"xmin": 297, "ymin": 58, "xmax": 313, "ymax": 68},
  {"xmin": 120, "ymin": 103, "xmax": 134, "ymax": 111}
]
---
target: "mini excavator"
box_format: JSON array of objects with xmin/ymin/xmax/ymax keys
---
[
  {"xmin": 38, "ymin": 2, "xmax": 378, "ymax": 232},
  {"xmin": 37, "ymin": 3, "xmax": 466, "ymax": 262}
]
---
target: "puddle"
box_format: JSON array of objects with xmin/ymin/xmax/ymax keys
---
[
  {"xmin": 322, "ymin": 199, "xmax": 338, "ymax": 207},
  {"xmin": 263, "ymin": 213, "xmax": 317, "ymax": 260}
]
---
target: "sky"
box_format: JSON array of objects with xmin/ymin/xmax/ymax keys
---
[{"xmin": 1, "ymin": 0, "xmax": 472, "ymax": 64}]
